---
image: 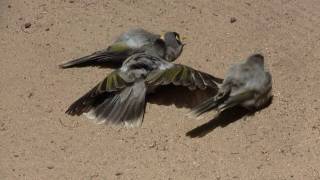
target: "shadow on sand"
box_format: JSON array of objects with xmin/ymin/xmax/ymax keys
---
[
  {"xmin": 185, "ymin": 97, "xmax": 273, "ymax": 138},
  {"xmin": 147, "ymin": 85, "xmax": 219, "ymax": 109}
]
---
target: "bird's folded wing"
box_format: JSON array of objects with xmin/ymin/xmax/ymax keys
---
[
  {"xmin": 65, "ymin": 70, "xmax": 134, "ymax": 116},
  {"xmin": 145, "ymin": 64, "xmax": 223, "ymax": 90}
]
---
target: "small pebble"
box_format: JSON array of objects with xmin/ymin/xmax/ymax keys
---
[
  {"xmin": 115, "ymin": 172, "xmax": 123, "ymax": 176},
  {"xmin": 148, "ymin": 141, "xmax": 157, "ymax": 148},
  {"xmin": 230, "ymin": 17, "xmax": 237, "ymax": 23},
  {"xmin": 28, "ymin": 92, "xmax": 34, "ymax": 98},
  {"xmin": 24, "ymin": 22, "xmax": 32, "ymax": 29},
  {"xmin": 8, "ymin": 5, "xmax": 12, "ymax": 8},
  {"xmin": 47, "ymin": 166, "xmax": 54, "ymax": 169}
]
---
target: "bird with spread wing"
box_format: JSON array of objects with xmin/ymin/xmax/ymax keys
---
[{"xmin": 65, "ymin": 51, "xmax": 222, "ymax": 127}]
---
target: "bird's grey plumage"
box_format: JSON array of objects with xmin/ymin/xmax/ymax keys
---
[
  {"xmin": 115, "ymin": 28, "xmax": 160, "ymax": 48},
  {"xmin": 66, "ymin": 53, "xmax": 222, "ymax": 127},
  {"xmin": 59, "ymin": 28, "xmax": 183, "ymax": 68},
  {"xmin": 190, "ymin": 54, "xmax": 272, "ymax": 117}
]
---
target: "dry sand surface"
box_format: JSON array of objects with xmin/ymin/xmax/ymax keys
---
[{"xmin": 1, "ymin": 0, "xmax": 320, "ymax": 179}]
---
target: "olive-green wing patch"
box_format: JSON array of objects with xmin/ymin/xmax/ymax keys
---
[
  {"xmin": 146, "ymin": 64, "xmax": 223, "ymax": 90},
  {"xmin": 107, "ymin": 42, "xmax": 131, "ymax": 53},
  {"xmin": 97, "ymin": 71, "xmax": 133, "ymax": 93}
]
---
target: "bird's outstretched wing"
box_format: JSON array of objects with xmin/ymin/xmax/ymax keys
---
[
  {"xmin": 145, "ymin": 64, "xmax": 223, "ymax": 90},
  {"xmin": 65, "ymin": 70, "xmax": 133, "ymax": 116},
  {"xmin": 66, "ymin": 70, "xmax": 147, "ymax": 127}
]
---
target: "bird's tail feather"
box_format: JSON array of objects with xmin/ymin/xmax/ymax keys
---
[
  {"xmin": 59, "ymin": 50, "xmax": 123, "ymax": 69},
  {"xmin": 217, "ymin": 91, "xmax": 254, "ymax": 112},
  {"xmin": 189, "ymin": 97, "xmax": 220, "ymax": 117},
  {"xmin": 189, "ymin": 87, "xmax": 231, "ymax": 118}
]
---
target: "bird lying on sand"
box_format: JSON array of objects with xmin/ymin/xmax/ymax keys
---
[
  {"xmin": 59, "ymin": 28, "xmax": 184, "ymax": 69},
  {"xmin": 65, "ymin": 50, "xmax": 222, "ymax": 127}
]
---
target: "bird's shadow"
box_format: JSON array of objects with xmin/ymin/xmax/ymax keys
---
[
  {"xmin": 147, "ymin": 85, "xmax": 218, "ymax": 109},
  {"xmin": 186, "ymin": 97, "xmax": 273, "ymax": 138}
]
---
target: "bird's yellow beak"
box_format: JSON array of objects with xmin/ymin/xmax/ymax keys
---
[{"xmin": 181, "ymin": 36, "xmax": 187, "ymax": 41}]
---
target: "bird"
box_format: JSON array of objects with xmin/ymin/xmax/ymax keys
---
[
  {"xmin": 190, "ymin": 54, "xmax": 272, "ymax": 117},
  {"xmin": 65, "ymin": 51, "xmax": 223, "ymax": 127},
  {"xmin": 59, "ymin": 28, "xmax": 184, "ymax": 68}
]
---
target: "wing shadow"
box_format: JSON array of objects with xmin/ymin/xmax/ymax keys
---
[{"xmin": 147, "ymin": 85, "xmax": 218, "ymax": 109}]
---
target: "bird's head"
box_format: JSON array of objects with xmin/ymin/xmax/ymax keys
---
[
  {"xmin": 160, "ymin": 32, "xmax": 185, "ymax": 62},
  {"xmin": 247, "ymin": 54, "xmax": 264, "ymax": 67}
]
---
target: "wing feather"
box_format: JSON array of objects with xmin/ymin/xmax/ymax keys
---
[
  {"xmin": 65, "ymin": 71, "xmax": 133, "ymax": 116},
  {"xmin": 146, "ymin": 64, "xmax": 223, "ymax": 90}
]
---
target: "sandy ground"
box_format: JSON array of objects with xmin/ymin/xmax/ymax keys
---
[{"xmin": 1, "ymin": 0, "xmax": 320, "ymax": 179}]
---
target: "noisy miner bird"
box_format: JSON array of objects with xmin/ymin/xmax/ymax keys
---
[
  {"xmin": 59, "ymin": 28, "xmax": 184, "ymax": 68},
  {"xmin": 65, "ymin": 41, "xmax": 222, "ymax": 127},
  {"xmin": 190, "ymin": 54, "xmax": 272, "ymax": 117}
]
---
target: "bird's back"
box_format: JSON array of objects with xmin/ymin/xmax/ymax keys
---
[
  {"xmin": 116, "ymin": 28, "xmax": 160, "ymax": 49},
  {"xmin": 120, "ymin": 53, "xmax": 172, "ymax": 79},
  {"xmin": 224, "ymin": 61, "xmax": 268, "ymax": 91}
]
